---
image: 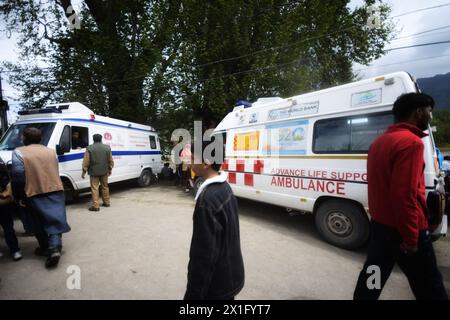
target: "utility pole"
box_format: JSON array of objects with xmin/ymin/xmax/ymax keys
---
[{"xmin": 0, "ymin": 71, "xmax": 9, "ymax": 137}]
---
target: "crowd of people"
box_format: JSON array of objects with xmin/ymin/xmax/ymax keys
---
[{"xmin": 0, "ymin": 92, "xmax": 448, "ymax": 299}]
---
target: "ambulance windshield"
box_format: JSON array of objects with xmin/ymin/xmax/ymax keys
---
[{"xmin": 0, "ymin": 122, "xmax": 56, "ymax": 150}]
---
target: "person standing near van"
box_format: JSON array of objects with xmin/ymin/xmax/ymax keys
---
[
  {"xmin": 353, "ymin": 93, "xmax": 447, "ymax": 300},
  {"xmin": 82, "ymin": 134, "xmax": 114, "ymax": 211},
  {"xmin": 184, "ymin": 141, "xmax": 245, "ymax": 300},
  {"xmin": 10, "ymin": 127, "xmax": 71, "ymax": 268}
]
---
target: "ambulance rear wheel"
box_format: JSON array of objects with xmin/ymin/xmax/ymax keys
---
[
  {"xmin": 315, "ymin": 199, "xmax": 369, "ymax": 250},
  {"xmin": 137, "ymin": 169, "xmax": 152, "ymax": 187},
  {"xmin": 193, "ymin": 177, "xmax": 205, "ymax": 195}
]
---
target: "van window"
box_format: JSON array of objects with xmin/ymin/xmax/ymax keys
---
[
  {"xmin": 149, "ymin": 135, "xmax": 157, "ymax": 149},
  {"xmin": 0, "ymin": 122, "xmax": 56, "ymax": 151},
  {"xmin": 71, "ymin": 126, "xmax": 88, "ymax": 149},
  {"xmin": 313, "ymin": 112, "xmax": 394, "ymax": 153}
]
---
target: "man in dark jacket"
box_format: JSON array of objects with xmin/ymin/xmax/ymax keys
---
[
  {"xmin": 82, "ymin": 134, "xmax": 114, "ymax": 211},
  {"xmin": 0, "ymin": 156, "xmax": 22, "ymax": 261},
  {"xmin": 184, "ymin": 141, "xmax": 244, "ymax": 300},
  {"xmin": 353, "ymin": 93, "xmax": 447, "ymax": 300}
]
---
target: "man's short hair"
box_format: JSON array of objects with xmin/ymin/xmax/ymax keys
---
[
  {"xmin": 191, "ymin": 140, "xmax": 224, "ymax": 172},
  {"xmin": 93, "ymin": 134, "xmax": 102, "ymax": 142},
  {"xmin": 392, "ymin": 92, "xmax": 434, "ymax": 121},
  {"xmin": 23, "ymin": 127, "xmax": 42, "ymax": 145}
]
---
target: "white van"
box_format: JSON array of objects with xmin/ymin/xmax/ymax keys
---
[
  {"xmin": 0, "ymin": 102, "xmax": 162, "ymax": 199},
  {"xmin": 214, "ymin": 71, "xmax": 447, "ymax": 249}
]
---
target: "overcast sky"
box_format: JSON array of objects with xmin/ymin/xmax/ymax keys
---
[
  {"xmin": 1, "ymin": 0, "xmax": 450, "ymax": 117},
  {"xmin": 350, "ymin": 0, "xmax": 450, "ymax": 78}
]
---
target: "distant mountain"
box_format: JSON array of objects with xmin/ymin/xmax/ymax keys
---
[{"xmin": 417, "ymin": 73, "xmax": 450, "ymax": 110}]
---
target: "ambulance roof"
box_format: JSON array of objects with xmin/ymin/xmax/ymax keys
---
[
  {"xmin": 215, "ymin": 71, "xmax": 418, "ymax": 132},
  {"xmin": 15, "ymin": 102, "xmax": 155, "ymax": 132}
]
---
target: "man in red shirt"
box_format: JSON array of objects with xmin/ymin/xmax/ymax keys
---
[{"xmin": 353, "ymin": 92, "xmax": 447, "ymax": 300}]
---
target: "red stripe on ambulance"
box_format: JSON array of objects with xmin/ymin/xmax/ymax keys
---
[
  {"xmin": 222, "ymin": 159, "xmax": 229, "ymax": 171},
  {"xmin": 253, "ymin": 160, "xmax": 264, "ymax": 174},
  {"xmin": 228, "ymin": 172, "xmax": 236, "ymax": 184},
  {"xmin": 244, "ymin": 174, "xmax": 254, "ymax": 187},
  {"xmin": 236, "ymin": 160, "xmax": 245, "ymax": 172}
]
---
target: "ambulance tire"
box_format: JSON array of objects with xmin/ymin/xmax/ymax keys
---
[
  {"xmin": 315, "ymin": 199, "xmax": 370, "ymax": 250},
  {"xmin": 137, "ymin": 169, "xmax": 152, "ymax": 187}
]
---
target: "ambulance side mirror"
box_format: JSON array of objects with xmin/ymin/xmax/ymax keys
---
[
  {"xmin": 56, "ymin": 143, "xmax": 70, "ymax": 155},
  {"xmin": 56, "ymin": 144, "xmax": 66, "ymax": 155}
]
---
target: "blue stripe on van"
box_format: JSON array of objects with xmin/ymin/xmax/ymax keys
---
[
  {"xmin": 112, "ymin": 151, "xmax": 161, "ymax": 156},
  {"xmin": 58, "ymin": 153, "xmax": 85, "ymax": 162},
  {"xmin": 58, "ymin": 150, "xmax": 161, "ymax": 163}
]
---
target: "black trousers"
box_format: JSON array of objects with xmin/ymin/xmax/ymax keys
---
[
  {"xmin": 354, "ymin": 221, "xmax": 448, "ymax": 300},
  {"xmin": 0, "ymin": 204, "xmax": 20, "ymax": 254}
]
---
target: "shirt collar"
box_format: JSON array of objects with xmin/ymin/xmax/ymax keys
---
[
  {"xmin": 194, "ymin": 171, "xmax": 228, "ymax": 201},
  {"xmin": 386, "ymin": 122, "xmax": 429, "ymax": 139}
]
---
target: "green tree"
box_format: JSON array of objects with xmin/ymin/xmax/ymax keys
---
[
  {"xmin": 1, "ymin": 0, "xmax": 393, "ymax": 146},
  {"xmin": 1, "ymin": 0, "xmax": 181, "ymax": 122},
  {"xmin": 433, "ymin": 110, "xmax": 450, "ymax": 147},
  {"xmin": 175, "ymin": 0, "xmax": 392, "ymax": 127}
]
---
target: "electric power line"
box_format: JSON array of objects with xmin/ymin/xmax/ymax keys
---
[
  {"xmin": 2, "ymin": 3, "xmax": 450, "ymax": 88},
  {"xmin": 386, "ymin": 40, "xmax": 450, "ymax": 52},
  {"xmin": 391, "ymin": 3, "xmax": 450, "ymax": 19},
  {"xmin": 13, "ymin": 50, "xmax": 450, "ymax": 100},
  {"xmin": 353, "ymin": 52, "xmax": 450, "ymax": 73},
  {"xmin": 393, "ymin": 25, "xmax": 450, "ymax": 40}
]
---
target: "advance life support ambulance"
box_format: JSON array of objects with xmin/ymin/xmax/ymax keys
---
[
  {"xmin": 214, "ymin": 71, "xmax": 447, "ymax": 249},
  {"xmin": 0, "ymin": 102, "xmax": 162, "ymax": 199}
]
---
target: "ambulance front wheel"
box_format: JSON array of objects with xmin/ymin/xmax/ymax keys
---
[
  {"xmin": 315, "ymin": 199, "xmax": 370, "ymax": 250},
  {"xmin": 137, "ymin": 169, "xmax": 152, "ymax": 187}
]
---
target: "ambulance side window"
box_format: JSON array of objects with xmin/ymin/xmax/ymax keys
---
[
  {"xmin": 313, "ymin": 111, "xmax": 393, "ymax": 153},
  {"xmin": 71, "ymin": 126, "xmax": 89, "ymax": 149},
  {"xmin": 149, "ymin": 135, "xmax": 157, "ymax": 149},
  {"xmin": 313, "ymin": 118, "xmax": 350, "ymax": 152},
  {"xmin": 350, "ymin": 113, "xmax": 393, "ymax": 151}
]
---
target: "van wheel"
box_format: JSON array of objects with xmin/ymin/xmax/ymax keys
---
[
  {"xmin": 315, "ymin": 199, "xmax": 369, "ymax": 250},
  {"xmin": 193, "ymin": 177, "xmax": 205, "ymax": 195},
  {"xmin": 137, "ymin": 169, "xmax": 152, "ymax": 187}
]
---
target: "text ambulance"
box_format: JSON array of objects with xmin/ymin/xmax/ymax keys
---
[
  {"xmin": 0, "ymin": 102, "xmax": 162, "ymax": 200},
  {"xmin": 214, "ymin": 72, "xmax": 447, "ymax": 249}
]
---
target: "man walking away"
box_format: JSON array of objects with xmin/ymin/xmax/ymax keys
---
[
  {"xmin": 10, "ymin": 127, "xmax": 71, "ymax": 268},
  {"xmin": 184, "ymin": 141, "xmax": 245, "ymax": 300},
  {"xmin": 353, "ymin": 93, "xmax": 447, "ymax": 300},
  {"xmin": 82, "ymin": 134, "xmax": 114, "ymax": 212}
]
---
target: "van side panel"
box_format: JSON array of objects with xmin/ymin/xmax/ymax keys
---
[
  {"xmin": 55, "ymin": 120, "xmax": 162, "ymax": 191},
  {"xmin": 224, "ymin": 120, "xmax": 369, "ymax": 212},
  {"xmin": 220, "ymin": 73, "xmax": 436, "ymax": 216}
]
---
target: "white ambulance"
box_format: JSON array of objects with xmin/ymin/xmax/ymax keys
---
[
  {"xmin": 214, "ymin": 71, "xmax": 447, "ymax": 249},
  {"xmin": 0, "ymin": 102, "xmax": 162, "ymax": 200}
]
